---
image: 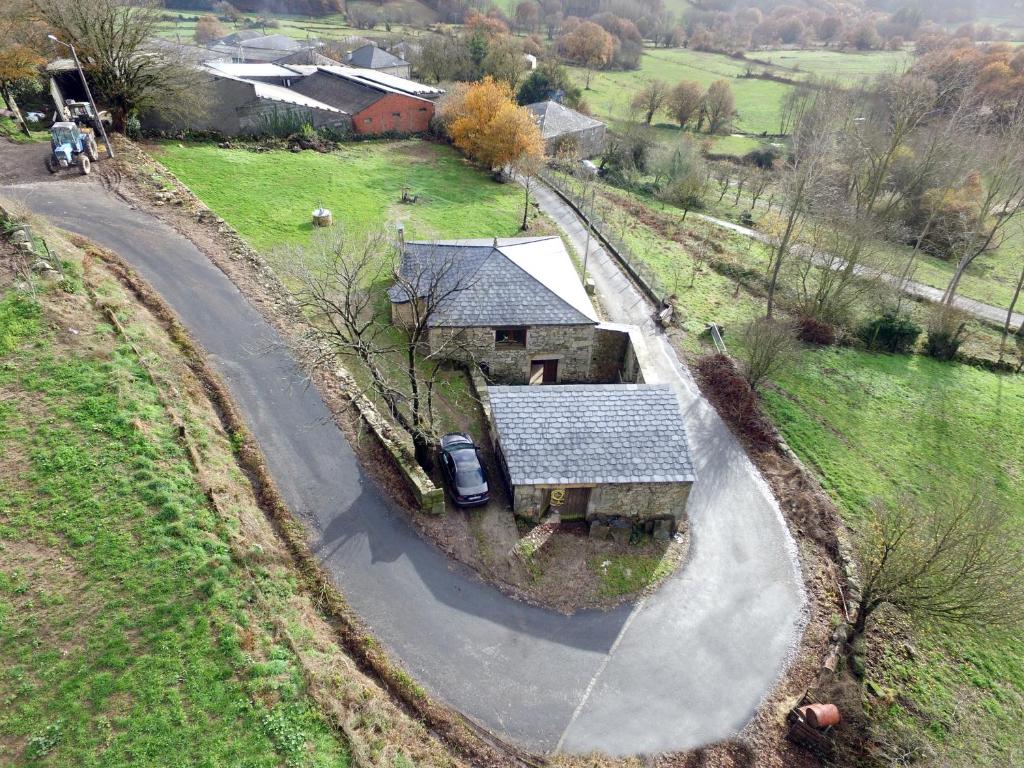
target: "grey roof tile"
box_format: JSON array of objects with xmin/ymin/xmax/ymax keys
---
[
  {"xmin": 347, "ymin": 44, "xmax": 409, "ymax": 69},
  {"xmin": 526, "ymin": 100, "xmax": 605, "ymax": 139},
  {"xmin": 488, "ymin": 384, "xmax": 696, "ymax": 486},
  {"xmin": 388, "ymin": 239, "xmax": 596, "ymax": 327}
]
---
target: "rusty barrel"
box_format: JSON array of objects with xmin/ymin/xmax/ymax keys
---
[{"xmin": 799, "ymin": 703, "xmax": 841, "ymax": 729}]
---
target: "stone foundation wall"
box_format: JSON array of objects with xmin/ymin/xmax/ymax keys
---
[
  {"xmin": 512, "ymin": 481, "xmax": 691, "ymax": 528},
  {"xmin": 428, "ymin": 324, "xmax": 596, "ymax": 383}
]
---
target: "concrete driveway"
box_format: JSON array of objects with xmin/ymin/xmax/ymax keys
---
[{"xmin": 2, "ymin": 175, "xmax": 805, "ymax": 757}]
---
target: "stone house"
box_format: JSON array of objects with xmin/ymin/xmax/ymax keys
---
[
  {"xmin": 389, "ymin": 237, "xmax": 644, "ymax": 384},
  {"xmin": 526, "ymin": 100, "xmax": 607, "ymax": 158},
  {"xmin": 487, "ymin": 384, "xmax": 695, "ymax": 534}
]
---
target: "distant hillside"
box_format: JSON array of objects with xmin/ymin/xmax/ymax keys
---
[{"xmin": 163, "ymin": 0, "xmax": 344, "ymax": 16}]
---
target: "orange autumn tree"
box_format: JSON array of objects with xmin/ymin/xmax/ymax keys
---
[
  {"xmin": 445, "ymin": 77, "xmax": 544, "ymax": 172},
  {"xmin": 0, "ymin": 6, "xmax": 43, "ymax": 136}
]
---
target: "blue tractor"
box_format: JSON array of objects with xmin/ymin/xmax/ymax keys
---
[{"xmin": 46, "ymin": 121, "xmax": 99, "ymax": 175}]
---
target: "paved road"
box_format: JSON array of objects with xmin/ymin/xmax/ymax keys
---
[
  {"xmin": 3, "ymin": 177, "xmax": 805, "ymax": 757},
  {"xmin": 690, "ymin": 210, "xmax": 1023, "ymax": 330}
]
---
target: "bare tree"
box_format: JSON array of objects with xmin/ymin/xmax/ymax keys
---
[
  {"xmin": 738, "ymin": 317, "xmax": 800, "ymax": 391},
  {"xmin": 33, "ymin": 0, "xmax": 208, "ymax": 131},
  {"xmin": 630, "ymin": 79, "xmax": 668, "ymax": 126},
  {"xmin": 941, "ymin": 114, "xmax": 1024, "ymax": 304},
  {"xmin": 841, "ymin": 74, "xmax": 938, "ymax": 218},
  {"xmin": 748, "ymin": 167, "xmax": 773, "ymax": 209},
  {"xmin": 765, "ymin": 89, "xmax": 839, "ymax": 317},
  {"xmin": 790, "ymin": 207, "xmax": 894, "ymax": 326},
  {"xmin": 275, "ymin": 229, "xmax": 475, "ymax": 469},
  {"xmin": 852, "ymin": 492, "xmax": 1024, "ymax": 642}
]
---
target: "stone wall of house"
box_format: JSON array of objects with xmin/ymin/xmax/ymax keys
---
[
  {"xmin": 511, "ymin": 481, "xmax": 691, "ymax": 530},
  {"xmin": 428, "ymin": 324, "xmax": 596, "ymax": 383}
]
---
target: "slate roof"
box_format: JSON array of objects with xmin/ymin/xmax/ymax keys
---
[
  {"xmin": 488, "ymin": 384, "xmax": 696, "ymax": 485},
  {"xmin": 526, "ymin": 100, "xmax": 605, "ymax": 140},
  {"xmin": 346, "ymin": 44, "xmax": 409, "ymax": 70},
  {"xmin": 388, "ymin": 237, "xmax": 598, "ymax": 327},
  {"xmin": 204, "ymin": 69, "xmax": 344, "ymax": 114}
]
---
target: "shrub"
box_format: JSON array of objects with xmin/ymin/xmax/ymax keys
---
[
  {"xmin": 924, "ymin": 305, "xmax": 969, "ymax": 361},
  {"xmin": 796, "ymin": 315, "xmax": 835, "ymax": 346},
  {"xmin": 695, "ymin": 353, "xmax": 779, "ymax": 452},
  {"xmin": 738, "ymin": 317, "xmax": 800, "ymax": 391},
  {"xmin": 858, "ymin": 312, "xmax": 921, "ymax": 353},
  {"xmin": 744, "ymin": 145, "xmax": 780, "ymax": 169}
]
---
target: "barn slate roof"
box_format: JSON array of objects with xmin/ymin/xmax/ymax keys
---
[
  {"xmin": 387, "ymin": 237, "xmax": 598, "ymax": 327},
  {"xmin": 346, "ymin": 44, "xmax": 409, "ymax": 70},
  {"xmin": 488, "ymin": 384, "xmax": 696, "ymax": 485},
  {"xmin": 526, "ymin": 100, "xmax": 605, "ymax": 140}
]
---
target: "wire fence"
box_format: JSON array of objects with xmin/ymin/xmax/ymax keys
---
[{"xmin": 538, "ymin": 168, "xmax": 670, "ymax": 306}]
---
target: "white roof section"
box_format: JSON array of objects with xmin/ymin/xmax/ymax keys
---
[
  {"xmin": 319, "ymin": 65, "xmax": 444, "ymax": 99},
  {"xmin": 498, "ymin": 237, "xmax": 598, "ymax": 323},
  {"xmin": 206, "ymin": 61, "xmax": 301, "ymax": 78},
  {"xmin": 205, "ymin": 68, "xmax": 344, "ymax": 114}
]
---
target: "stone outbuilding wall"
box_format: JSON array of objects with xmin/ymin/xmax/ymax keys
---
[
  {"xmin": 590, "ymin": 322, "xmax": 646, "ymax": 384},
  {"xmin": 509, "ymin": 481, "xmax": 691, "ymax": 534},
  {"xmin": 427, "ymin": 324, "xmax": 597, "ymax": 383}
]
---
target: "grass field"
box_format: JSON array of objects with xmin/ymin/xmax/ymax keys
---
[
  {"xmin": 153, "ymin": 139, "xmax": 543, "ymax": 451},
  {"xmin": 750, "ymin": 48, "xmax": 913, "ymax": 83},
  {"xmin": 570, "ymin": 48, "xmax": 794, "ymax": 136},
  {"xmin": 571, "ymin": 46, "xmax": 918, "ymax": 137},
  {"xmin": 154, "ymin": 140, "xmax": 536, "ymax": 251},
  {"xmin": 0, "ymin": 272, "xmax": 348, "ymax": 764},
  {"xmin": 152, "ymin": 3, "xmax": 436, "ymax": 43}
]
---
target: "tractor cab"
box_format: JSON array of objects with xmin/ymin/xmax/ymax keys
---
[{"xmin": 51, "ymin": 122, "xmax": 81, "ymax": 151}]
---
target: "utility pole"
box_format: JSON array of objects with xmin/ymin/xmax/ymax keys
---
[
  {"xmin": 581, "ymin": 181, "xmax": 596, "ymax": 281},
  {"xmin": 48, "ymin": 34, "xmax": 114, "ymax": 159}
]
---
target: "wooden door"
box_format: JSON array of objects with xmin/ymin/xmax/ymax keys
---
[
  {"xmin": 546, "ymin": 487, "xmax": 591, "ymax": 520},
  {"xmin": 530, "ymin": 359, "xmax": 558, "ymax": 385}
]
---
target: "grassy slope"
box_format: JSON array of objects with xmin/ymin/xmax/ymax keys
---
[
  {"xmin": 154, "ymin": 140, "xmax": 530, "ymax": 251},
  {"xmin": 579, "ymin": 179, "xmax": 1024, "ymax": 762},
  {"xmin": 0, "ymin": 284, "xmax": 347, "ymax": 765},
  {"xmin": 0, "ymin": 117, "xmax": 49, "ymax": 145}
]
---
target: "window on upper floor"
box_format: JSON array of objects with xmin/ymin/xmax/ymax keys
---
[{"xmin": 494, "ymin": 327, "xmax": 527, "ymax": 348}]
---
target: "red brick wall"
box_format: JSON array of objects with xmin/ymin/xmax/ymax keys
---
[{"xmin": 352, "ymin": 93, "xmax": 434, "ymax": 135}]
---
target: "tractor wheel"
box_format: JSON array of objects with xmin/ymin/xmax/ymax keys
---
[
  {"xmin": 45, "ymin": 156, "xmax": 59, "ymax": 174},
  {"xmin": 79, "ymin": 156, "xmax": 91, "ymax": 175},
  {"xmin": 86, "ymin": 136, "xmax": 99, "ymax": 162}
]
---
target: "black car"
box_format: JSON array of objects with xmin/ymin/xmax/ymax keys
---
[{"xmin": 439, "ymin": 432, "xmax": 490, "ymax": 507}]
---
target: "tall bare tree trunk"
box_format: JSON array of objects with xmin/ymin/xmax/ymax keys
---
[{"xmin": 999, "ymin": 262, "xmax": 1024, "ymax": 363}]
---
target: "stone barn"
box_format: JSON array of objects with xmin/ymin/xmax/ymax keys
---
[
  {"xmin": 389, "ymin": 237, "xmax": 602, "ymax": 383},
  {"xmin": 487, "ymin": 384, "xmax": 695, "ymax": 535},
  {"xmin": 526, "ymin": 100, "xmax": 607, "ymax": 158}
]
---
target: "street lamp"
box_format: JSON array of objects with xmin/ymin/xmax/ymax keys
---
[{"xmin": 47, "ymin": 34, "xmax": 114, "ymax": 159}]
